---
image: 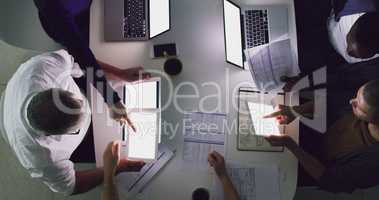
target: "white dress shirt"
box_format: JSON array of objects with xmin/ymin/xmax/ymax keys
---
[
  {"xmin": 0, "ymin": 50, "xmax": 91, "ymax": 195},
  {"xmin": 328, "ymin": 12, "xmax": 379, "ymax": 63}
]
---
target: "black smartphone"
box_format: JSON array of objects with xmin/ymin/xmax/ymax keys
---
[{"xmin": 153, "ymin": 43, "xmax": 177, "ymax": 58}]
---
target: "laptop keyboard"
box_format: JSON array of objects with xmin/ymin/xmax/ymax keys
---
[
  {"xmin": 124, "ymin": 0, "xmax": 147, "ymax": 39},
  {"xmin": 245, "ymin": 9, "xmax": 269, "ymax": 48}
]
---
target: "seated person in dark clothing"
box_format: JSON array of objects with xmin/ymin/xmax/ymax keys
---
[
  {"xmin": 33, "ymin": 0, "xmax": 151, "ymax": 114},
  {"xmin": 265, "ymin": 79, "xmax": 379, "ymax": 193},
  {"xmin": 284, "ymin": 0, "xmax": 379, "ymax": 90},
  {"xmin": 328, "ymin": 0, "xmax": 379, "ymax": 63}
]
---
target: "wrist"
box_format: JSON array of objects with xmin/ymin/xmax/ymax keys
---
[
  {"xmin": 218, "ymin": 174, "xmax": 230, "ymax": 183},
  {"xmin": 104, "ymin": 173, "xmax": 115, "ymax": 184},
  {"xmin": 292, "ymin": 105, "xmax": 304, "ymax": 115},
  {"xmin": 286, "ymin": 140, "xmax": 299, "ymax": 152},
  {"xmin": 104, "ymin": 168, "xmax": 117, "ymax": 182}
]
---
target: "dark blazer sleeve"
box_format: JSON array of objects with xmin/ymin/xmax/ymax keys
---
[
  {"xmin": 34, "ymin": 0, "xmax": 121, "ymax": 104},
  {"xmin": 327, "ymin": 57, "xmax": 379, "ymax": 91},
  {"xmin": 319, "ymin": 143, "xmax": 379, "ymax": 193},
  {"xmin": 333, "ymin": 0, "xmax": 379, "ymax": 20}
]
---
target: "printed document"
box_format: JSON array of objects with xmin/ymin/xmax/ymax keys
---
[
  {"xmin": 245, "ymin": 35, "xmax": 297, "ymax": 91},
  {"xmin": 212, "ymin": 164, "xmax": 281, "ymax": 200},
  {"xmin": 183, "ymin": 112, "xmax": 227, "ymax": 169}
]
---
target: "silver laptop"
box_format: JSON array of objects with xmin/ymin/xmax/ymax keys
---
[
  {"xmin": 104, "ymin": 0, "xmax": 171, "ymax": 41},
  {"xmin": 223, "ymin": 0, "xmax": 289, "ymax": 68}
]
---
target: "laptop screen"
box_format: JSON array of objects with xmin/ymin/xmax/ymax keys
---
[
  {"xmin": 149, "ymin": 0, "xmax": 171, "ymax": 38},
  {"xmin": 223, "ymin": 0, "xmax": 244, "ymax": 68}
]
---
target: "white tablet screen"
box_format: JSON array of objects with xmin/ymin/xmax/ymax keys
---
[
  {"xmin": 127, "ymin": 112, "xmax": 158, "ymax": 160},
  {"xmin": 223, "ymin": 0, "xmax": 244, "ymax": 68},
  {"xmin": 125, "ymin": 81, "xmax": 158, "ymax": 109},
  {"xmin": 247, "ymin": 102, "xmax": 280, "ymax": 136}
]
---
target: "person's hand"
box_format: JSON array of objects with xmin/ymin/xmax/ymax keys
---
[
  {"xmin": 263, "ymin": 104, "xmax": 297, "ymax": 125},
  {"xmin": 265, "ymin": 135, "xmax": 297, "ymax": 150},
  {"xmin": 117, "ymin": 67, "xmax": 151, "ymax": 82},
  {"xmin": 116, "ymin": 159, "xmax": 145, "ymax": 174},
  {"xmin": 208, "ymin": 151, "xmax": 228, "ymax": 179},
  {"xmin": 109, "ymin": 101, "xmax": 136, "ymax": 132},
  {"xmin": 103, "ymin": 141, "xmax": 121, "ymax": 179}
]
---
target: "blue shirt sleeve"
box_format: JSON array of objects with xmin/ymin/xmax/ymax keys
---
[{"xmin": 34, "ymin": 0, "xmax": 121, "ymax": 104}]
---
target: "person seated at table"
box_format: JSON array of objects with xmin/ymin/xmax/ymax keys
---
[
  {"xmin": 328, "ymin": 0, "xmax": 379, "ymax": 63},
  {"xmin": 0, "ymin": 50, "xmax": 145, "ymax": 195},
  {"xmin": 101, "ymin": 149, "xmax": 239, "ymax": 200},
  {"xmin": 33, "ymin": 0, "xmax": 151, "ymax": 111},
  {"xmin": 265, "ymin": 79, "xmax": 379, "ymax": 193}
]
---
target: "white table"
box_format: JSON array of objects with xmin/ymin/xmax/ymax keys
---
[{"xmin": 90, "ymin": 0, "xmax": 300, "ymax": 199}]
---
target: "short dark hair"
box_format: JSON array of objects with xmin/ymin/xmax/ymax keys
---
[
  {"xmin": 27, "ymin": 89, "xmax": 84, "ymax": 135},
  {"xmin": 363, "ymin": 79, "xmax": 379, "ymax": 122},
  {"xmin": 355, "ymin": 12, "xmax": 379, "ymax": 52}
]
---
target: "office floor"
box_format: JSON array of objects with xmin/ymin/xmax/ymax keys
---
[{"xmin": 1, "ymin": 0, "xmax": 379, "ymax": 199}]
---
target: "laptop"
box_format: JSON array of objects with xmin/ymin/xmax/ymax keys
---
[
  {"xmin": 223, "ymin": 0, "xmax": 289, "ymax": 68},
  {"xmin": 104, "ymin": 0, "xmax": 171, "ymax": 41}
]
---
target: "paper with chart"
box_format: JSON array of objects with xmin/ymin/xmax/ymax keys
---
[
  {"xmin": 245, "ymin": 35, "xmax": 297, "ymax": 91},
  {"xmin": 212, "ymin": 164, "xmax": 281, "ymax": 200},
  {"xmin": 183, "ymin": 112, "xmax": 227, "ymax": 169}
]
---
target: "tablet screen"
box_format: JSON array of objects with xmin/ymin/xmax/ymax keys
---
[
  {"xmin": 127, "ymin": 112, "xmax": 158, "ymax": 160},
  {"xmin": 124, "ymin": 81, "xmax": 159, "ymax": 109},
  {"xmin": 247, "ymin": 102, "xmax": 280, "ymax": 136}
]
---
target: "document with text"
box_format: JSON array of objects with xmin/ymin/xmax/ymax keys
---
[
  {"xmin": 212, "ymin": 164, "xmax": 281, "ymax": 200},
  {"xmin": 182, "ymin": 112, "xmax": 227, "ymax": 170}
]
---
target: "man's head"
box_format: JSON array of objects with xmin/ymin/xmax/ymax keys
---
[
  {"xmin": 346, "ymin": 12, "xmax": 379, "ymax": 59},
  {"xmin": 351, "ymin": 80, "xmax": 379, "ymax": 124},
  {"xmin": 27, "ymin": 88, "xmax": 88, "ymax": 135}
]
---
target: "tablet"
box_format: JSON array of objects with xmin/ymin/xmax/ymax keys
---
[
  {"xmin": 247, "ymin": 102, "xmax": 281, "ymax": 136},
  {"xmin": 123, "ymin": 78, "xmax": 161, "ymax": 161},
  {"xmin": 126, "ymin": 111, "xmax": 159, "ymax": 161}
]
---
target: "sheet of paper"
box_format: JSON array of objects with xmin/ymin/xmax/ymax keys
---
[
  {"xmin": 212, "ymin": 164, "xmax": 281, "ymax": 200},
  {"xmin": 245, "ymin": 35, "xmax": 295, "ymax": 91},
  {"xmin": 247, "ymin": 102, "xmax": 280, "ymax": 136},
  {"xmin": 182, "ymin": 112, "xmax": 227, "ymax": 169}
]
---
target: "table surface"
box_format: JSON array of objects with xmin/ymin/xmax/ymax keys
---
[{"xmin": 90, "ymin": 0, "xmax": 300, "ymax": 199}]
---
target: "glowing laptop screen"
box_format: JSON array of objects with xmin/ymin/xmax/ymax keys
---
[
  {"xmin": 149, "ymin": 0, "xmax": 170, "ymax": 38},
  {"xmin": 223, "ymin": 0, "xmax": 244, "ymax": 68}
]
